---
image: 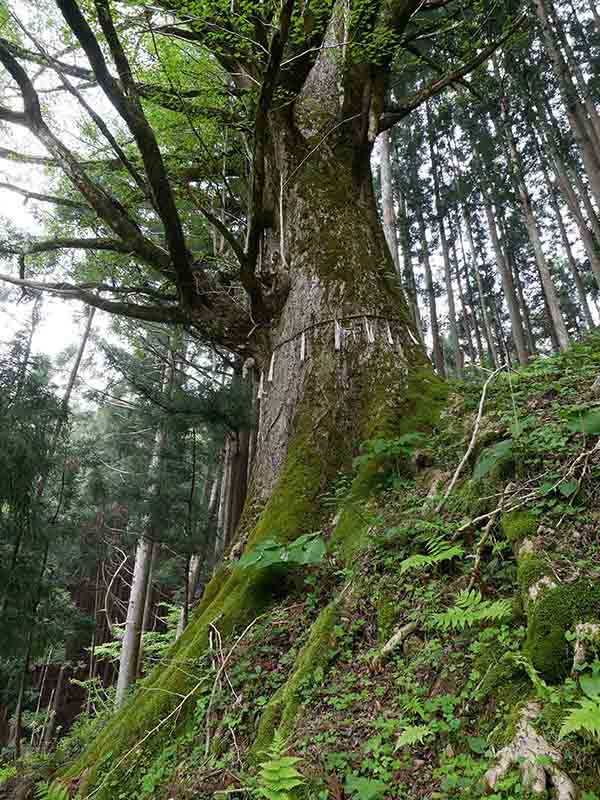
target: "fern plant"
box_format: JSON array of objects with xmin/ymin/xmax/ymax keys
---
[
  {"xmin": 560, "ymin": 667, "xmax": 600, "ymax": 742},
  {"xmin": 399, "ymin": 536, "xmax": 464, "ymax": 576},
  {"xmin": 431, "ymin": 590, "xmax": 512, "ymax": 631},
  {"xmin": 35, "ymin": 781, "xmax": 70, "ymax": 800},
  {"xmin": 394, "ymin": 723, "xmax": 434, "ymax": 750},
  {"xmin": 256, "ymin": 732, "xmax": 305, "ymax": 800},
  {"xmin": 560, "ymin": 697, "xmax": 600, "ymax": 741}
]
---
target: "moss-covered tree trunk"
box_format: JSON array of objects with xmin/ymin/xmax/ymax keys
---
[
  {"xmin": 67, "ymin": 36, "xmax": 449, "ymax": 797},
  {"xmin": 248, "ymin": 124, "xmax": 425, "ymax": 518}
]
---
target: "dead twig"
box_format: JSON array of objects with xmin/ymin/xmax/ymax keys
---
[{"xmin": 436, "ymin": 366, "xmax": 506, "ymax": 514}]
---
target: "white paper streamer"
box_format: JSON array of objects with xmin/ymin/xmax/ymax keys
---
[
  {"xmin": 257, "ymin": 370, "xmax": 264, "ymax": 399},
  {"xmin": 334, "ymin": 320, "xmax": 342, "ymax": 351}
]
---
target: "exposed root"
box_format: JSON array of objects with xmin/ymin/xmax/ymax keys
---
[{"xmin": 484, "ymin": 703, "xmax": 578, "ymax": 799}]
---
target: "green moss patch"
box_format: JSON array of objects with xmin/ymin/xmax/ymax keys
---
[
  {"xmin": 526, "ymin": 579, "xmax": 600, "ymax": 682},
  {"xmin": 501, "ymin": 511, "xmax": 538, "ymax": 545}
]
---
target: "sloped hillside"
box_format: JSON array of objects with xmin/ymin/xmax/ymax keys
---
[{"xmin": 5, "ymin": 338, "xmax": 600, "ymax": 800}]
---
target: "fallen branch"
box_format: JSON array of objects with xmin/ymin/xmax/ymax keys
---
[
  {"xmin": 373, "ymin": 621, "xmax": 419, "ymax": 666},
  {"xmin": 436, "ymin": 366, "xmax": 505, "ymax": 514},
  {"xmin": 205, "ymin": 612, "xmax": 269, "ymax": 758}
]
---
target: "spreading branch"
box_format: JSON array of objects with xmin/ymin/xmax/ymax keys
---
[{"xmin": 379, "ymin": 12, "xmax": 527, "ymax": 132}]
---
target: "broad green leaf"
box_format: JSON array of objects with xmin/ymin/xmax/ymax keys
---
[
  {"xmin": 567, "ymin": 410, "xmax": 600, "ymax": 435},
  {"xmin": 344, "ymin": 775, "xmax": 389, "ymax": 800},
  {"xmin": 580, "ymin": 672, "xmax": 600, "ymax": 700},
  {"xmin": 559, "ymin": 480, "xmax": 579, "ymax": 497},
  {"xmin": 473, "ymin": 439, "xmax": 513, "ymax": 480}
]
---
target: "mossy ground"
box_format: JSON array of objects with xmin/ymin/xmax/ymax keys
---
[{"xmin": 12, "ymin": 335, "xmax": 600, "ymax": 799}]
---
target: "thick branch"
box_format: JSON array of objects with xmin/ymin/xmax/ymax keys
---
[
  {"xmin": 0, "ymin": 39, "xmax": 172, "ymax": 274},
  {"xmin": 56, "ymin": 0, "xmax": 198, "ymax": 308},
  {"xmin": 244, "ymin": 0, "xmax": 295, "ymax": 318},
  {"xmin": 0, "ymin": 272, "xmax": 188, "ymax": 323}
]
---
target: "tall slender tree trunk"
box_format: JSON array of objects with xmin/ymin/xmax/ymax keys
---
[
  {"xmin": 41, "ymin": 663, "xmax": 66, "ymax": 753},
  {"xmin": 589, "ymin": 0, "xmax": 600, "ymax": 35},
  {"xmin": 456, "ymin": 212, "xmax": 485, "ymax": 366},
  {"xmin": 397, "ymin": 189, "xmax": 422, "ymax": 336},
  {"xmin": 533, "ymin": 0, "xmax": 600, "ymax": 210},
  {"xmin": 451, "ymin": 237, "xmax": 475, "ymax": 364},
  {"xmin": 461, "ymin": 205, "xmax": 500, "ymax": 368},
  {"xmin": 427, "ymin": 105, "xmax": 462, "ymax": 371},
  {"xmin": 115, "ymin": 351, "xmax": 175, "ymax": 708},
  {"xmin": 547, "ymin": 0, "xmax": 600, "ymax": 149},
  {"xmin": 497, "ymin": 104, "xmax": 570, "ymax": 351},
  {"xmin": 479, "ymin": 182, "xmax": 529, "ymax": 364},
  {"xmin": 416, "ymin": 204, "xmax": 445, "ymax": 377},
  {"xmin": 541, "ymin": 152, "xmax": 594, "ymax": 328}
]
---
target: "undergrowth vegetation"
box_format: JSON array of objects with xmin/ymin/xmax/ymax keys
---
[{"xmin": 3, "ymin": 336, "xmax": 600, "ymax": 798}]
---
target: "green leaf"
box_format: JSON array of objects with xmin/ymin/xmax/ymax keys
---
[
  {"xmin": 580, "ymin": 673, "xmax": 600, "ymax": 700},
  {"xmin": 344, "ymin": 775, "xmax": 389, "ymax": 800},
  {"xmin": 558, "ymin": 480, "xmax": 579, "ymax": 497},
  {"xmin": 567, "ymin": 409, "xmax": 600, "ymax": 435},
  {"xmin": 467, "ymin": 736, "xmax": 488, "ymax": 754},
  {"xmin": 473, "ymin": 439, "xmax": 513, "ymax": 480}
]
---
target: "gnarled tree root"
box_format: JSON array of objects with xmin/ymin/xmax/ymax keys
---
[{"xmin": 484, "ymin": 703, "xmax": 579, "ymax": 799}]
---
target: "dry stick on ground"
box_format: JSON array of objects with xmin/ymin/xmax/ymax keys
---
[
  {"xmin": 467, "ymin": 486, "xmax": 508, "ymax": 591},
  {"xmin": 204, "ymin": 612, "xmax": 270, "ymax": 758},
  {"xmin": 454, "ymin": 439, "xmax": 600, "ymax": 539},
  {"xmin": 436, "ymin": 366, "xmax": 506, "ymax": 514},
  {"xmin": 374, "ymin": 621, "xmax": 419, "ymax": 665},
  {"xmin": 83, "ymin": 613, "xmax": 266, "ymax": 800}
]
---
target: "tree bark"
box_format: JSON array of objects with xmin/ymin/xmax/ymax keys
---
[
  {"xmin": 416, "ymin": 203, "xmax": 445, "ymax": 377},
  {"xmin": 461, "ymin": 206, "xmax": 499, "ymax": 368},
  {"xmin": 541, "ymin": 152, "xmax": 594, "ymax": 329},
  {"xmin": 378, "ymin": 130, "xmax": 400, "ymax": 275},
  {"xmin": 454, "ymin": 212, "xmax": 484, "ymax": 365},
  {"xmin": 115, "ymin": 351, "xmax": 175, "ymax": 707},
  {"xmin": 479, "ymin": 182, "xmax": 530, "ymax": 364},
  {"xmin": 547, "ymin": 0, "xmax": 600, "ymax": 150}
]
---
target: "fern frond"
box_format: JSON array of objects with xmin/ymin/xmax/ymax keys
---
[
  {"xmin": 431, "ymin": 589, "xmax": 511, "ymax": 631},
  {"xmin": 399, "ymin": 539, "xmax": 463, "ymax": 575},
  {"xmin": 394, "ymin": 724, "xmax": 434, "ymax": 750},
  {"xmin": 35, "ymin": 782, "xmax": 70, "ymax": 800},
  {"xmin": 560, "ymin": 697, "xmax": 600, "ymax": 741},
  {"xmin": 257, "ymin": 733, "xmax": 305, "ymax": 800}
]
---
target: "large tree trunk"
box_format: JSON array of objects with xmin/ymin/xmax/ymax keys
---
[
  {"xmin": 72, "ymin": 50, "xmax": 444, "ymax": 797},
  {"xmin": 245, "ymin": 115, "xmax": 429, "ymax": 505}
]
